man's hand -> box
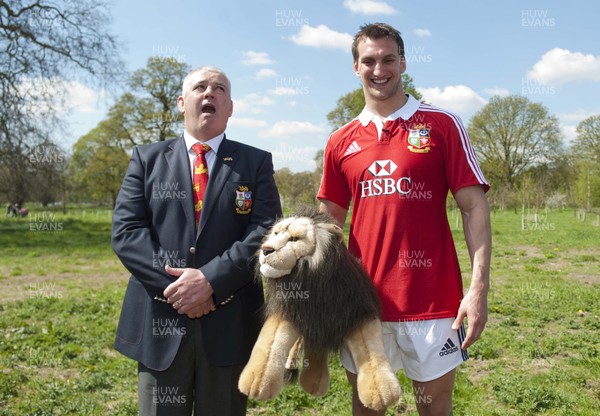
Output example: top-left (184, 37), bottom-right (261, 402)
top-left (164, 265), bottom-right (215, 318)
top-left (184, 298), bottom-right (216, 319)
top-left (452, 288), bottom-right (488, 349)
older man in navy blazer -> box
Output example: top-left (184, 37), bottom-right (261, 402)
top-left (112, 66), bottom-right (281, 415)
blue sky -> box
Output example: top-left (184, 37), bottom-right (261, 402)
top-left (64, 0), bottom-right (600, 172)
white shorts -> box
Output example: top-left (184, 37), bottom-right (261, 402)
top-left (340, 318), bottom-right (468, 382)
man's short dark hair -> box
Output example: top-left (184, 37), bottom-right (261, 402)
top-left (351, 22), bottom-right (404, 61)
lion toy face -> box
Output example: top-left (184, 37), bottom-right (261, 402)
top-left (258, 213), bottom-right (343, 279)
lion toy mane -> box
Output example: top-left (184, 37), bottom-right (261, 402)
top-left (238, 206), bottom-right (400, 411)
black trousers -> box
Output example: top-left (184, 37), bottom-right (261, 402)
top-left (137, 319), bottom-right (247, 416)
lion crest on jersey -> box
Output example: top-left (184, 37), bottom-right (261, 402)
top-left (408, 124), bottom-right (431, 153)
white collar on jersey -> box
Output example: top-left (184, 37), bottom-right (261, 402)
top-left (358, 93), bottom-right (421, 126)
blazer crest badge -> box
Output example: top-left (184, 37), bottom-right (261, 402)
top-left (235, 185), bottom-right (253, 214)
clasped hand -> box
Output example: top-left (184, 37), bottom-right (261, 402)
top-left (163, 265), bottom-right (216, 319)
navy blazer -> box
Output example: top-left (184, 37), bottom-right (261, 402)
top-left (112, 135), bottom-right (281, 370)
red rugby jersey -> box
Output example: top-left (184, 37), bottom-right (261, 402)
top-left (318, 95), bottom-right (489, 321)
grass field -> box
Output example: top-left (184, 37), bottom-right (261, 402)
top-left (0, 207), bottom-right (598, 415)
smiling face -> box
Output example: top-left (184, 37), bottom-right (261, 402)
top-left (177, 68), bottom-right (233, 141)
top-left (353, 36), bottom-right (407, 115)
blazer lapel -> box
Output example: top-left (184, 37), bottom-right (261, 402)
top-left (198, 136), bottom-right (238, 235)
top-left (165, 136), bottom-right (196, 240)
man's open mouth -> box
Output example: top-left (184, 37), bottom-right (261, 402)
top-left (201, 103), bottom-right (216, 114)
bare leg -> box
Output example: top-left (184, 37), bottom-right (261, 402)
top-left (412, 369), bottom-right (456, 416)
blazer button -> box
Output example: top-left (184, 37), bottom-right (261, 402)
top-left (189, 247), bottom-right (196, 254)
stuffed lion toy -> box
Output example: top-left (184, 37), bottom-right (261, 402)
top-left (238, 206), bottom-right (400, 411)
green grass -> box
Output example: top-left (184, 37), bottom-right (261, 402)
top-left (0, 207), bottom-right (599, 415)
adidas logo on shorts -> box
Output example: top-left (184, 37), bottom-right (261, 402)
top-left (439, 338), bottom-right (459, 357)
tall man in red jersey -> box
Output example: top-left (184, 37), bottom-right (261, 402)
top-left (318, 23), bottom-right (491, 416)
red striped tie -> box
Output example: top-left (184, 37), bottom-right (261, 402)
top-left (192, 143), bottom-right (210, 227)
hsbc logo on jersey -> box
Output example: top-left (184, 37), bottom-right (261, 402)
top-left (368, 160), bottom-right (397, 176)
top-left (360, 160), bottom-right (411, 198)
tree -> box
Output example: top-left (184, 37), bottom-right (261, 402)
top-left (69, 57), bottom-right (190, 205)
top-left (468, 95), bottom-right (562, 189)
top-left (524, 155), bottom-right (573, 207)
top-left (574, 115), bottom-right (600, 161)
top-left (0, 0), bottom-right (122, 204)
top-left (273, 151), bottom-right (322, 212)
top-left (70, 123), bottom-right (129, 206)
top-left (570, 115), bottom-right (600, 210)
top-left (0, 0), bottom-right (121, 88)
top-left (97, 57), bottom-right (190, 149)
top-left (327, 74), bottom-right (422, 130)
top-left (313, 149), bottom-right (324, 175)
top-left (127, 57), bottom-right (189, 143)
top-left (29, 141), bottom-right (69, 206)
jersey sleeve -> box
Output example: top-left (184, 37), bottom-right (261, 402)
top-left (317, 135), bottom-right (352, 210)
top-left (444, 113), bottom-right (490, 194)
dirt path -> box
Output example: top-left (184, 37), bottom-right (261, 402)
top-left (0, 260), bottom-right (129, 305)
top-left (512, 245), bottom-right (600, 285)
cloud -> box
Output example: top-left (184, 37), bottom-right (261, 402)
top-left (557, 109), bottom-right (598, 123)
top-left (229, 117), bottom-right (268, 129)
top-left (66, 81), bottom-right (104, 114)
top-left (19, 78), bottom-right (104, 115)
top-left (483, 87), bottom-right (511, 97)
top-left (555, 109), bottom-right (600, 145)
top-left (233, 93), bottom-right (275, 114)
top-left (343, 0), bottom-right (398, 15)
top-left (560, 124), bottom-right (577, 145)
top-left (241, 51), bottom-right (274, 66)
top-left (413, 28), bottom-right (432, 37)
top-left (527, 48), bottom-right (600, 85)
top-left (289, 24), bottom-right (353, 51)
top-left (255, 68), bottom-right (278, 80)
top-left (258, 120), bottom-right (326, 138)
top-left (271, 142), bottom-right (320, 171)
top-left (417, 85), bottom-right (487, 114)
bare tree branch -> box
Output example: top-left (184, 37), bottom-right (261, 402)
top-left (0, 0), bottom-right (123, 204)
